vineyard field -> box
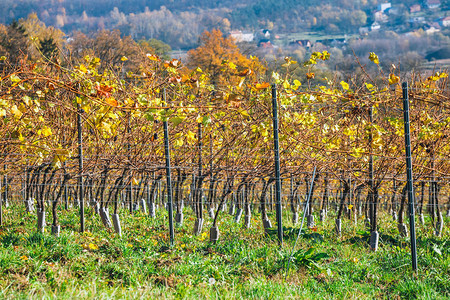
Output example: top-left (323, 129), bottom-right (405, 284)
top-left (0, 31), bottom-right (449, 299)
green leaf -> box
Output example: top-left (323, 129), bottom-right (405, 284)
top-left (144, 112), bottom-right (154, 122)
top-left (311, 253), bottom-right (329, 261)
top-left (170, 116), bottom-right (184, 126)
top-left (304, 247), bottom-right (314, 257)
top-left (202, 115), bottom-right (211, 125)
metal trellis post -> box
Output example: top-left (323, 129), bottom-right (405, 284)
top-left (162, 88), bottom-right (175, 247)
top-left (272, 84), bottom-right (283, 246)
top-left (77, 103), bottom-right (85, 232)
top-left (402, 82), bottom-right (418, 271)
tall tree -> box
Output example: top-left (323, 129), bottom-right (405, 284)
top-left (68, 29), bottom-right (143, 72)
top-left (39, 37), bottom-right (58, 61)
top-left (186, 29), bottom-right (263, 87)
top-left (0, 20), bottom-right (29, 64)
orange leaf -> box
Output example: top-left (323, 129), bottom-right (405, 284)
top-left (166, 59), bottom-right (180, 68)
top-left (106, 97), bottom-right (118, 107)
top-left (96, 84), bottom-right (113, 98)
top-left (169, 76), bottom-right (182, 83)
top-left (238, 69), bottom-right (251, 76)
top-left (255, 82), bottom-right (270, 89)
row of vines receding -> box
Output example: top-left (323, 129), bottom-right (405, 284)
top-left (0, 50), bottom-right (448, 247)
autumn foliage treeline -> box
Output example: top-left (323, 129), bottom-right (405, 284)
top-left (0, 0), bottom-right (381, 48)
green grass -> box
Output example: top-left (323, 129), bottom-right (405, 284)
top-left (0, 204), bottom-right (448, 299)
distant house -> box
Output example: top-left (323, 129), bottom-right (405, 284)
top-left (289, 39), bottom-right (312, 48)
top-left (374, 11), bottom-right (388, 22)
top-left (371, 22), bottom-right (381, 31)
top-left (261, 29), bottom-right (271, 38)
top-left (378, 2), bottom-right (392, 12)
top-left (440, 16), bottom-right (450, 27)
top-left (425, 0), bottom-right (441, 9)
top-left (409, 16), bottom-right (425, 23)
top-left (258, 39), bottom-right (273, 48)
top-left (385, 7), bottom-right (400, 15)
top-left (409, 4), bottom-right (421, 13)
top-left (425, 24), bottom-right (441, 34)
top-left (359, 27), bottom-right (369, 35)
top-left (229, 30), bottom-right (254, 42)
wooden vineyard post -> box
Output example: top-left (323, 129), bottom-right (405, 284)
top-left (162, 89), bottom-right (175, 247)
top-left (402, 82), bottom-right (418, 271)
top-left (77, 103), bottom-right (85, 232)
top-left (271, 84), bottom-right (283, 247)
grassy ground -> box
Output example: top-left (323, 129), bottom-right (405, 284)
top-left (0, 204), bottom-right (448, 299)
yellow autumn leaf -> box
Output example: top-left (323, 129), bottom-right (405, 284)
top-left (41, 126), bottom-right (52, 137)
top-left (369, 52), bottom-right (379, 65)
top-left (10, 74), bottom-right (20, 83)
top-left (365, 83), bottom-right (374, 90)
top-left (174, 139), bottom-right (184, 147)
top-left (348, 204), bottom-right (353, 210)
top-left (20, 255), bottom-right (28, 261)
top-left (132, 178), bottom-right (139, 186)
top-left (340, 81), bottom-right (349, 90)
top-left (11, 105), bottom-right (23, 118)
top-left (146, 53), bottom-right (159, 61)
top-left (351, 147), bottom-right (364, 158)
top-left (389, 74), bottom-right (400, 85)
top-left (121, 56), bottom-right (128, 61)
top-left (52, 157), bottom-right (62, 169)
top-left (0, 108), bottom-right (5, 117)
top-left (101, 121), bottom-right (112, 133)
top-left (239, 110), bottom-right (250, 118)
top-left (294, 79), bottom-right (301, 87)
top-left (261, 128), bottom-right (269, 137)
top-left (186, 130), bottom-right (195, 141)
top-left (88, 243), bottom-right (99, 250)
top-left (79, 64), bottom-right (88, 73)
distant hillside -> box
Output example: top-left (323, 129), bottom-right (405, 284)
top-left (1, 0), bottom-right (449, 49)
